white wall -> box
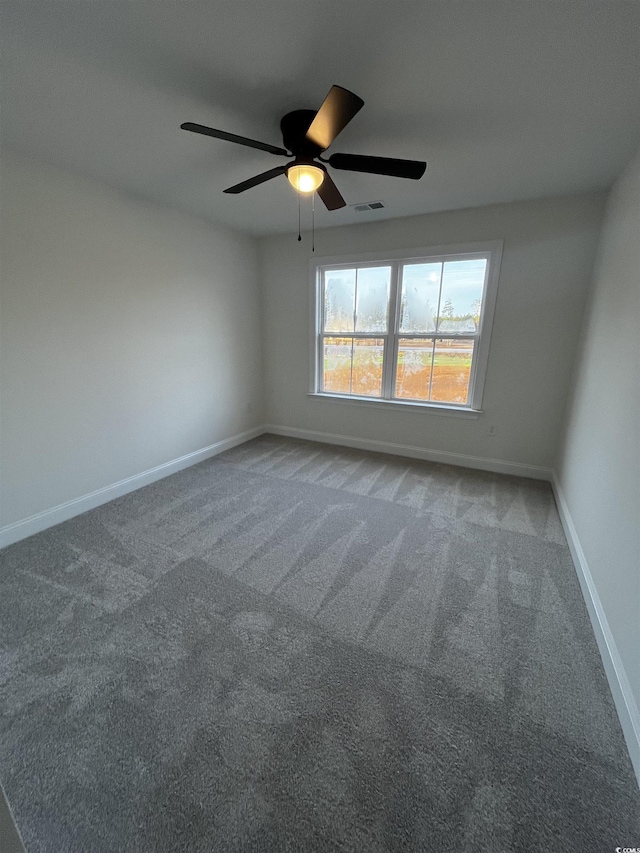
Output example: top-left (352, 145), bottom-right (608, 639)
top-left (555, 150), bottom-right (640, 771)
top-left (260, 194), bottom-right (604, 472)
top-left (1, 152), bottom-right (264, 529)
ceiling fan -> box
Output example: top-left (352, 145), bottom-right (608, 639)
top-left (181, 85), bottom-right (427, 210)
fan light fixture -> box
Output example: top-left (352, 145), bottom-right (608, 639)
top-left (287, 163), bottom-right (325, 194)
top-left (181, 84), bottom-right (427, 216)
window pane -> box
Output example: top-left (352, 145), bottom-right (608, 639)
top-left (351, 338), bottom-right (384, 397)
top-left (399, 263), bottom-right (441, 333)
top-left (430, 338), bottom-right (474, 404)
top-left (324, 269), bottom-right (356, 332)
top-left (437, 258), bottom-right (487, 334)
top-left (395, 339), bottom-right (434, 401)
top-left (323, 337), bottom-right (383, 397)
top-left (355, 266), bottom-right (391, 333)
top-left (323, 337), bottom-right (353, 393)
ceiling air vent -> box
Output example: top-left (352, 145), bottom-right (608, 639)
top-left (353, 201), bottom-right (385, 212)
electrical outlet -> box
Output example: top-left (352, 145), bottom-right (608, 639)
top-left (487, 423), bottom-right (497, 437)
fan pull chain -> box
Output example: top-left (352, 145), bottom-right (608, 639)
top-left (312, 193), bottom-right (315, 253)
top-left (297, 192), bottom-right (301, 242)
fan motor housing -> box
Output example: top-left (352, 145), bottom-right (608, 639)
top-left (280, 110), bottom-right (324, 158)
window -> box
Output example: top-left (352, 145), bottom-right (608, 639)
top-left (310, 242), bottom-right (502, 412)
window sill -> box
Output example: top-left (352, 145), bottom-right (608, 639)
top-left (307, 392), bottom-right (481, 418)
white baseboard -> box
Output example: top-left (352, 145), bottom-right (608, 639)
top-left (265, 424), bottom-right (552, 481)
top-left (551, 472), bottom-right (640, 787)
top-left (0, 426), bottom-right (266, 550)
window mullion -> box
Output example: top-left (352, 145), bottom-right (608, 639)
top-left (391, 260), bottom-right (404, 399)
top-left (382, 260), bottom-right (399, 399)
top-left (427, 339), bottom-right (436, 400)
top-left (316, 271), bottom-right (324, 392)
top-left (352, 268), bottom-right (358, 334)
top-left (433, 263), bottom-right (444, 335)
top-left (348, 338), bottom-right (353, 395)
top-left (316, 270), bottom-right (327, 391)
top-left (426, 265), bottom-right (446, 402)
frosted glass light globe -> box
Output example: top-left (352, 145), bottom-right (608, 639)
top-left (287, 164), bottom-right (325, 194)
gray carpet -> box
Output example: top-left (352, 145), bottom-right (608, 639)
top-left (1, 434), bottom-right (638, 852)
top-left (1, 782), bottom-right (25, 853)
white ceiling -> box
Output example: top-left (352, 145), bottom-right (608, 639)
top-left (2, 1), bottom-right (639, 236)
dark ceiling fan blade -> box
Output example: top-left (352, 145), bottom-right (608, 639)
top-left (317, 172), bottom-right (346, 210)
top-left (224, 166), bottom-right (287, 194)
top-left (328, 152), bottom-right (427, 180)
top-left (181, 122), bottom-right (288, 156)
top-left (305, 86), bottom-right (364, 151)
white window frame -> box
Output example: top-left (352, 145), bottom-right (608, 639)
top-left (309, 241), bottom-right (502, 414)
